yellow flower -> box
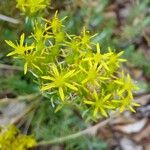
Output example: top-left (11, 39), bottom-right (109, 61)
top-left (6, 7), bottom-right (140, 119)
top-left (80, 27), bottom-right (95, 48)
top-left (112, 96), bottom-right (140, 113)
top-left (66, 36), bottom-right (80, 52)
top-left (6, 33), bottom-right (34, 57)
top-left (83, 43), bottom-right (110, 71)
top-left (41, 64), bottom-right (78, 101)
top-left (84, 90), bottom-right (114, 117)
top-left (79, 59), bottom-right (109, 86)
top-left (0, 125), bottom-right (36, 150)
top-left (113, 72), bottom-right (140, 113)
top-left (44, 11), bottom-right (66, 34)
top-left (114, 71), bottom-right (139, 99)
top-left (23, 51), bottom-right (43, 74)
top-left (16, 0), bottom-right (50, 15)
top-left (107, 48), bottom-right (127, 68)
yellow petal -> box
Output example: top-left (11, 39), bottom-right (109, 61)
top-left (129, 106), bottom-right (136, 113)
top-left (52, 64), bottom-right (59, 76)
top-left (119, 59), bottom-right (127, 62)
top-left (41, 83), bottom-right (55, 91)
top-left (24, 62), bottom-right (28, 74)
top-left (114, 80), bottom-right (124, 85)
top-left (41, 76), bottom-right (55, 81)
top-left (55, 105), bottom-right (63, 113)
top-left (102, 62), bottom-right (109, 71)
top-left (82, 77), bottom-right (89, 84)
top-left (7, 51), bottom-right (17, 56)
top-left (59, 87), bottom-right (65, 101)
top-left (5, 40), bottom-right (16, 48)
top-left (100, 108), bottom-right (108, 117)
top-left (32, 63), bottom-right (43, 73)
top-left (84, 100), bottom-right (94, 105)
top-left (93, 107), bottom-right (98, 117)
top-left (63, 70), bottom-right (75, 79)
top-left (103, 94), bottom-right (111, 101)
top-left (96, 43), bottom-right (100, 53)
top-left (117, 51), bottom-right (124, 56)
top-left (79, 65), bottom-right (87, 74)
top-left (132, 102), bottom-right (140, 107)
top-left (20, 33), bottom-right (25, 46)
top-left (93, 90), bottom-right (98, 101)
top-left (99, 77), bottom-right (109, 80)
top-left (64, 83), bottom-right (78, 91)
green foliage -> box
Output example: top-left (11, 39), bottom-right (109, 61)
top-left (59, 0), bottom-right (116, 49)
top-left (16, 0), bottom-right (50, 16)
top-left (0, 74), bottom-right (38, 95)
top-left (31, 99), bottom-right (107, 149)
top-left (6, 8), bottom-right (139, 120)
top-left (64, 136), bottom-right (107, 150)
top-left (124, 46), bottom-right (150, 77)
top-left (122, 0), bottom-right (150, 40)
top-left (0, 125), bottom-right (36, 150)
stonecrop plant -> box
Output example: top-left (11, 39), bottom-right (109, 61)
top-left (6, 0), bottom-right (140, 121)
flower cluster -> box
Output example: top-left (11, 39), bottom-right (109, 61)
top-left (16, 0), bottom-right (50, 15)
top-left (0, 125), bottom-right (36, 150)
top-left (6, 12), bottom-right (139, 119)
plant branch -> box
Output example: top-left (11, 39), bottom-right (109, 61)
top-left (0, 63), bottom-right (23, 71)
top-left (0, 93), bottom-right (40, 104)
top-left (0, 14), bottom-right (20, 24)
top-left (10, 103), bottom-right (34, 124)
top-left (10, 99), bottom-right (40, 124)
top-left (37, 112), bottom-right (117, 146)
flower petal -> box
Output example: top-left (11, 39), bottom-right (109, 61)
top-left (64, 83), bottom-right (78, 91)
top-left (59, 87), bottom-right (65, 101)
top-left (24, 62), bottom-right (28, 74)
top-left (41, 83), bottom-right (55, 91)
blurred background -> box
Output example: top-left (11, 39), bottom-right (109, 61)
top-left (0, 0), bottom-right (150, 149)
